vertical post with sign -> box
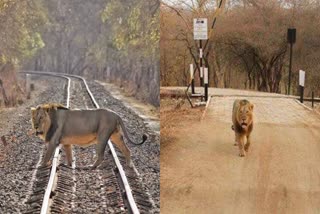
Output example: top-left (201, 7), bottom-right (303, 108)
top-left (299, 70), bottom-right (305, 103)
top-left (194, 18), bottom-right (208, 100)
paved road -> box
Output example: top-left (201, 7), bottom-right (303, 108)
top-left (161, 90), bottom-right (320, 214)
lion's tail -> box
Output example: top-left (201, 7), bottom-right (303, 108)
top-left (118, 116), bottom-right (147, 145)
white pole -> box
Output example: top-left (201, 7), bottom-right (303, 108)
top-left (190, 64), bottom-right (194, 79)
top-left (204, 67), bottom-right (208, 84)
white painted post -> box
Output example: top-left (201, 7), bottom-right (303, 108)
top-left (299, 70), bottom-right (305, 87)
top-left (190, 64), bottom-right (194, 79)
top-left (204, 67), bottom-right (208, 84)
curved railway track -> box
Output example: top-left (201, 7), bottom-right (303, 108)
top-left (22, 72), bottom-right (153, 214)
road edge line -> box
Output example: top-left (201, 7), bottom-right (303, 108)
top-left (294, 99), bottom-right (320, 118)
top-left (201, 96), bottom-right (212, 121)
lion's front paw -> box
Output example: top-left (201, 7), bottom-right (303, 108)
top-left (244, 143), bottom-right (250, 152)
top-left (239, 151), bottom-right (246, 157)
top-left (40, 160), bottom-right (52, 168)
top-left (128, 160), bottom-right (134, 168)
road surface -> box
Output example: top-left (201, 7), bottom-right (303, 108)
top-left (161, 89), bottom-right (320, 214)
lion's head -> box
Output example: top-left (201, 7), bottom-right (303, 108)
top-left (236, 100), bottom-right (254, 129)
top-left (31, 103), bottom-right (67, 140)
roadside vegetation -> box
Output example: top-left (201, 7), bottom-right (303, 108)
top-left (161, 0), bottom-right (320, 97)
top-left (0, 0), bottom-right (159, 107)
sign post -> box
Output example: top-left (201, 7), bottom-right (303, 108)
top-left (299, 70), bottom-right (305, 103)
top-left (287, 28), bottom-right (296, 95)
top-left (194, 18), bottom-right (208, 100)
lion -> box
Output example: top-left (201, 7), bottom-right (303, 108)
top-left (31, 103), bottom-right (147, 169)
top-left (231, 99), bottom-right (254, 157)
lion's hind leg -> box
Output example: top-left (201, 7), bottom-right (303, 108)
top-left (92, 131), bottom-right (112, 169)
top-left (63, 145), bottom-right (73, 166)
top-left (110, 129), bottom-right (132, 168)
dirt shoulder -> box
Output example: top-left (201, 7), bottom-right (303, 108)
top-left (160, 98), bottom-right (204, 148)
top-left (97, 81), bottom-right (159, 133)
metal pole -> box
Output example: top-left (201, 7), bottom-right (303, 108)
top-left (300, 85), bottom-right (304, 103)
top-left (204, 67), bottom-right (208, 101)
top-left (288, 42), bottom-right (293, 95)
top-left (199, 40), bottom-right (203, 87)
top-left (312, 91), bottom-right (314, 108)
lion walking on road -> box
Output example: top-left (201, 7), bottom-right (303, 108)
top-left (231, 99), bottom-right (254, 157)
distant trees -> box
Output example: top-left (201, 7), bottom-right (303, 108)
top-left (0, 0), bottom-right (46, 106)
top-left (161, 0), bottom-right (320, 96)
top-left (101, 0), bottom-right (160, 105)
top-left (0, 0), bottom-right (160, 107)
top-left (25, 0), bottom-right (160, 106)
top-left (0, 0), bottom-right (46, 66)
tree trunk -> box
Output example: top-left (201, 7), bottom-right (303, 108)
top-left (0, 79), bottom-right (9, 107)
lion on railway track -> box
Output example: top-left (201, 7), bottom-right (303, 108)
top-left (231, 99), bottom-right (254, 157)
top-left (31, 103), bottom-right (147, 169)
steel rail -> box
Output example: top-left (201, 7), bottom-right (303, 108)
top-left (40, 76), bottom-right (71, 214)
top-left (62, 73), bottom-right (140, 214)
top-left (21, 71), bottom-right (140, 214)
top-left (21, 72), bottom-right (71, 214)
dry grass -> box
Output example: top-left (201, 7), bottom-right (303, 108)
top-left (160, 98), bottom-right (204, 148)
top-left (0, 67), bottom-right (25, 108)
top-left (303, 101), bottom-right (320, 114)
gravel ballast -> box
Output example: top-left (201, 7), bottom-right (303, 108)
top-left (0, 76), bottom-right (66, 213)
top-left (0, 75), bottom-right (160, 213)
top-left (88, 81), bottom-right (160, 211)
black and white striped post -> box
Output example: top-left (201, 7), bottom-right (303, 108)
top-left (199, 41), bottom-right (203, 86)
top-left (299, 70), bottom-right (305, 103)
top-left (204, 67), bottom-right (208, 101)
top-left (190, 64), bottom-right (195, 94)
top-left (194, 18), bottom-right (207, 90)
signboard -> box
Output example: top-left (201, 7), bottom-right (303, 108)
top-left (299, 70), bottom-right (305, 87)
top-left (193, 18), bottom-right (208, 40)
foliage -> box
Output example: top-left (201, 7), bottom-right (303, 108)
top-left (161, 0), bottom-right (320, 96)
top-left (0, 0), bottom-right (47, 66)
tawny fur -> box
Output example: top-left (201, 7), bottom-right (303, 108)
top-left (31, 103), bottom-right (147, 169)
top-left (231, 99), bottom-right (254, 157)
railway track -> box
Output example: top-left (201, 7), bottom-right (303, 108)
top-left (22, 72), bottom-right (154, 213)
